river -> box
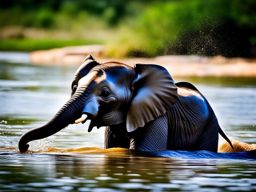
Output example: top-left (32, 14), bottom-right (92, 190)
top-left (0, 53), bottom-right (256, 191)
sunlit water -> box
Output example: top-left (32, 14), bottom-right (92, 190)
top-left (0, 54), bottom-right (256, 191)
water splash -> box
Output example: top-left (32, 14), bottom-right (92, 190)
top-left (1, 142), bottom-right (256, 160)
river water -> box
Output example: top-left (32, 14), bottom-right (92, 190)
top-left (0, 54), bottom-right (256, 191)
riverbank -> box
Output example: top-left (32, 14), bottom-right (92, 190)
top-left (29, 45), bottom-right (256, 77)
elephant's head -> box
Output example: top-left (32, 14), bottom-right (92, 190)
top-left (18, 55), bottom-right (178, 152)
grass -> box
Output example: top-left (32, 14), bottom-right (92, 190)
top-left (0, 38), bottom-right (104, 52)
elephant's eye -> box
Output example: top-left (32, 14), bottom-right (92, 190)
top-left (100, 87), bottom-right (110, 97)
top-left (72, 85), bottom-right (77, 92)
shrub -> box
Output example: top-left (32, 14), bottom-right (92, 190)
top-left (109, 0), bottom-right (256, 57)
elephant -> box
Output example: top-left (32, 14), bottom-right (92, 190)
top-left (18, 55), bottom-right (233, 153)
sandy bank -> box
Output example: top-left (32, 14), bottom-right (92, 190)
top-left (30, 45), bottom-right (256, 77)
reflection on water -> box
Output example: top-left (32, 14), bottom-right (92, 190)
top-left (1, 151), bottom-right (256, 191)
top-left (0, 57), bottom-right (256, 191)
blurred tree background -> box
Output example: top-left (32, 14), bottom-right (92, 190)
top-left (0, 0), bottom-right (255, 57)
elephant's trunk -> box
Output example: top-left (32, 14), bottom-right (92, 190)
top-left (18, 95), bottom-right (86, 153)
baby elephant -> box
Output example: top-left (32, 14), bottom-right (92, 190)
top-left (19, 55), bottom-right (232, 152)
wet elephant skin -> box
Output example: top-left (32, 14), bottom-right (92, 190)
top-left (18, 55), bottom-right (232, 153)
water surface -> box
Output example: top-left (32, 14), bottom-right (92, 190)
top-left (0, 56), bottom-right (256, 191)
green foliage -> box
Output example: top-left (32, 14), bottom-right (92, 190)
top-left (35, 9), bottom-right (55, 28)
top-left (0, 8), bottom-right (54, 28)
top-left (0, 0), bottom-right (255, 57)
top-left (0, 0), bottom-right (132, 27)
top-left (110, 0), bottom-right (256, 57)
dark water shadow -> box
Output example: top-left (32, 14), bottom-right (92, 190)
top-left (1, 147), bottom-right (256, 160)
top-left (134, 150), bottom-right (256, 160)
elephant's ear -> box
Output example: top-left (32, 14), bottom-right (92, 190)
top-left (126, 64), bottom-right (178, 132)
top-left (71, 55), bottom-right (100, 94)
top-left (75, 55), bottom-right (100, 79)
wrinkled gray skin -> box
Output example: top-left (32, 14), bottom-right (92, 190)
top-left (19, 55), bottom-right (232, 153)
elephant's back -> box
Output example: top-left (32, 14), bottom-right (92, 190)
top-left (167, 88), bottom-right (211, 150)
top-left (177, 87), bottom-right (210, 120)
